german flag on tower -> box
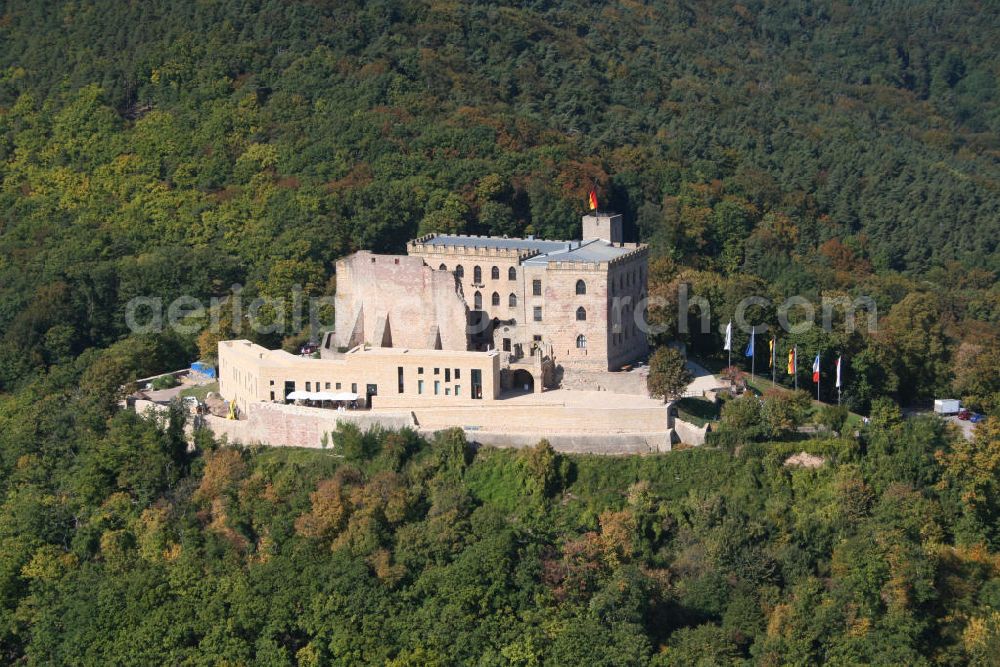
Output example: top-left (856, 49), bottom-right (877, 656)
top-left (588, 188), bottom-right (598, 211)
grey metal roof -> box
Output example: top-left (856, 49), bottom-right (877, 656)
top-left (421, 235), bottom-right (571, 253)
top-left (521, 239), bottom-right (636, 265)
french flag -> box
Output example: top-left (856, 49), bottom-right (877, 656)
top-left (812, 354), bottom-right (821, 383)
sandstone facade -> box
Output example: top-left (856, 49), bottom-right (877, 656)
top-left (220, 340), bottom-right (500, 414)
top-left (216, 212), bottom-right (659, 448)
top-left (404, 212), bottom-right (650, 372)
top-left (333, 251), bottom-right (468, 351)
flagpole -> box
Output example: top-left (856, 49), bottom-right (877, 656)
top-left (837, 355), bottom-right (842, 406)
top-left (816, 353), bottom-right (820, 402)
top-left (793, 346), bottom-right (797, 391)
top-left (725, 319), bottom-right (732, 370)
top-left (771, 338), bottom-right (776, 386)
top-left (750, 326), bottom-right (755, 383)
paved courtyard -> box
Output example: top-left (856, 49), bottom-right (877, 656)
top-left (684, 360), bottom-right (725, 397)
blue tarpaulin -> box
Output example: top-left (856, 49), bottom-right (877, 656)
top-left (191, 361), bottom-right (216, 378)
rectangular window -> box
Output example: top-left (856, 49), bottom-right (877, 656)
top-left (445, 388), bottom-right (451, 396)
top-left (532, 279), bottom-right (542, 296)
top-left (398, 366), bottom-right (404, 394)
top-left (269, 391), bottom-right (275, 401)
top-left (269, 380), bottom-right (274, 386)
top-left (454, 385), bottom-right (461, 396)
top-left (533, 306), bottom-right (542, 321)
top-left (533, 335), bottom-right (542, 342)
top-left (471, 369), bottom-right (482, 400)
top-left (434, 380), bottom-right (440, 395)
top-left (434, 367), bottom-right (440, 375)
top-left (418, 367), bottom-right (424, 374)
top-left (336, 382), bottom-right (342, 390)
top-left (325, 382), bottom-right (331, 389)
top-left (305, 382), bottom-right (311, 391)
top-left (445, 368), bottom-right (451, 382)
top-left (454, 369), bottom-right (461, 379)
top-left (418, 379), bottom-right (424, 394)
top-left (351, 383), bottom-right (357, 393)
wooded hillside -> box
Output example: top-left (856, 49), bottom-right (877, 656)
top-left (0, 1), bottom-right (997, 400)
top-left (0, 3), bottom-right (998, 663)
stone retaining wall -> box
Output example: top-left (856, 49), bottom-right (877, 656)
top-left (673, 418), bottom-right (710, 446)
top-left (410, 404), bottom-right (669, 434)
top-left (204, 402), bottom-right (414, 448)
top-left (559, 367), bottom-right (650, 395)
top-left (454, 430), bottom-right (671, 454)
top-left (134, 395), bottom-right (674, 455)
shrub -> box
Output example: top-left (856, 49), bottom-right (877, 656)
top-left (761, 389), bottom-right (810, 438)
top-left (817, 404), bottom-right (850, 435)
top-left (150, 374), bottom-right (180, 390)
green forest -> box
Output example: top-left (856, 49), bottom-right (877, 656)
top-left (2, 384), bottom-right (1000, 664)
top-left (0, 0), bottom-right (999, 663)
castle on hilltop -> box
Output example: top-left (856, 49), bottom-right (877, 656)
top-left (221, 212), bottom-right (650, 413)
top-left (332, 212), bottom-right (648, 372)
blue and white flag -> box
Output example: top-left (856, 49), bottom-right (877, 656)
top-left (745, 328), bottom-right (755, 357)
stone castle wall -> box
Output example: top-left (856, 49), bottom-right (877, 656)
top-left (219, 340), bottom-right (502, 413)
top-left (201, 401), bottom-right (671, 454)
top-left (334, 251), bottom-right (468, 351)
top-left (673, 418), bottom-right (710, 446)
top-left (607, 250), bottom-right (650, 369)
top-left (559, 367), bottom-right (650, 395)
top-left (536, 263), bottom-right (609, 370)
top-left (205, 402), bottom-right (415, 449)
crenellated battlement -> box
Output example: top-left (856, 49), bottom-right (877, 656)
top-left (407, 233), bottom-right (577, 260)
top-left (607, 244), bottom-right (648, 266)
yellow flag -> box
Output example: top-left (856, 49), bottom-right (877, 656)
top-left (769, 338), bottom-right (774, 368)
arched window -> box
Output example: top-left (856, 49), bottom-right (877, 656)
top-left (473, 266), bottom-right (482, 283)
top-left (576, 335), bottom-right (587, 349)
top-left (473, 291), bottom-right (482, 310)
top-left (575, 279), bottom-right (586, 295)
top-left (455, 265), bottom-right (464, 279)
top-left (508, 293), bottom-right (517, 307)
top-left (491, 266), bottom-right (499, 280)
top-left (491, 292), bottom-right (500, 307)
top-left (508, 267), bottom-right (516, 280)
top-left (576, 306), bottom-right (586, 321)
top-left (439, 263), bottom-right (447, 271)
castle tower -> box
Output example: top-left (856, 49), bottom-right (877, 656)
top-left (581, 212), bottom-right (623, 244)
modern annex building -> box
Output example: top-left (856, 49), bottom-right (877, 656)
top-left (220, 212), bottom-right (650, 412)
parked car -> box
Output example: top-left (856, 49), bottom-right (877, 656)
top-left (957, 409), bottom-right (972, 420)
top-left (969, 413), bottom-right (983, 423)
top-left (300, 342), bottom-right (319, 355)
